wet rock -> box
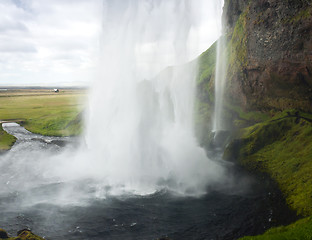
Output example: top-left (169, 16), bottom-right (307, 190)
top-left (0, 228), bottom-right (44, 240)
top-left (0, 228), bottom-right (9, 238)
top-left (50, 139), bottom-right (67, 147)
top-left (224, 0), bottom-right (312, 112)
top-left (31, 138), bottom-right (47, 144)
top-left (16, 229), bottom-right (44, 240)
top-left (212, 130), bottom-right (231, 149)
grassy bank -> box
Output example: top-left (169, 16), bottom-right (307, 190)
top-left (0, 124), bottom-right (16, 152)
top-left (223, 110), bottom-right (312, 239)
top-left (0, 88), bottom-right (85, 140)
top-left (240, 216), bottom-right (312, 240)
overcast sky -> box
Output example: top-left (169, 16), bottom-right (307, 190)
top-left (0, 0), bottom-right (223, 86)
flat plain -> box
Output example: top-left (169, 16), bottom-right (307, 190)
top-left (0, 88), bottom-right (86, 151)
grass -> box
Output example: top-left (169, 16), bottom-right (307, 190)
top-left (0, 89), bottom-right (86, 137)
top-left (240, 216), bottom-right (312, 240)
top-left (0, 124), bottom-right (16, 152)
top-left (284, 6), bottom-right (312, 24)
top-left (227, 110), bottom-right (312, 217)
top-left (223, 110), bottom-right (312, 239)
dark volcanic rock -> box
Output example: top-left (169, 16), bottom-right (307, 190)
top-left (0, 228), bottom-right (9, 238)
top-left (224, 0), bottom-right (312, 112)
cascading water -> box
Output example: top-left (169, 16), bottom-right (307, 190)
top-left (213, 0), bottom-right (227, 133)
top-left (81, 0), bottom-right (225, 195)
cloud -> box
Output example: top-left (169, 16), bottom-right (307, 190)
top-left (0, 39), bottom-right (36, 52)
top-left (0, 0), bottom-right (101, 86)
top-left (0, 0), bottom-right (222, 86)
top-left (0, 21), bottom-right (28, 33)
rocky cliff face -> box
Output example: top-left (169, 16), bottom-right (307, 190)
top-left (224, 0), bottom-right (312, 112)
top-left (194, 0), bottom-right (312, 148)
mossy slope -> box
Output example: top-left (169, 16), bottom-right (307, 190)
top-left (223, 110), bottom-right (312, 239)
top-left (227, 110), bottom-right (312, 216)
top-left (194, 41), bottom-right (217, 146)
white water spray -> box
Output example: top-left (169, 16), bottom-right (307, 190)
top-left (80, 0), bottom-right (225, 195)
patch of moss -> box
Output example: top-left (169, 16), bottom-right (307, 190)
top-left (284, 6), bottom-right (312, 24)
top-left (227, 4), bottom-right (250, 77)
top-left (227, 110), bottom-right (312, 216)
top-left (239, 216), bottom-right (312, 240)
top-left (0, 124), bottom-right (16, 152)
top-left (194, 41), bottom-right (219, 147)
top-left (225, 102), bottom-right (270, 127)
top-left (197, 41), bottom-right (217, 85)
top-left (0, 229), bottom-right (44, 240)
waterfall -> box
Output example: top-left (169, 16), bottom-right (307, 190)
top-left (78, 0), bottom-right (225, 195)
top-left (0, 1), bottom-right (227, 202)
top-left (213, 0), bottom-right (227, 132)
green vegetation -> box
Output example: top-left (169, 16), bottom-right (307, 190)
top-left (0, 89), bottom-right (85, 137)
top-left (194, 41), bottom-right (218, 146)
top-left (0, 124), bottom-right (16, 152)
top-left (285, 6), bottom-right (312, 24)
top-left (0, 229), bottom-right (44, 240)
top-left (197, 41), bottom-right (217, 85)
top-left (226, 3), bottom-right (250, 89)
top-left (240, 217), bottom-right (312, 240)
top-left (229, 110), bottom-right (312, 216)
top-left (225, 103), bottom-right (270, 128)
top-left (223, 110), bottom-right (312, 239)
top-left (228, 7), bottom-right (248, 69)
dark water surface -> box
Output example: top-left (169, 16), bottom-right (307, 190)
top-left (0, 123), bottom-right (297, 240)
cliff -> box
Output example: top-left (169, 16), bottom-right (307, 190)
top-left (195, 0), bottom-right (312, 137)
top-left (224, 0), bottom-right (312, 112)
top-left (219, 0), bottom-right (312, 214)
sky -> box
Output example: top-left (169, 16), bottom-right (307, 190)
top-left (0, 0), bottom-right (223, 87)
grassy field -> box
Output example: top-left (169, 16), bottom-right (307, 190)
top-left (0, 88), bottom-right (86, 150)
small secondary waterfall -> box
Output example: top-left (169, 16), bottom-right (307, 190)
top-left (213, 0), bottom-right (227, 132)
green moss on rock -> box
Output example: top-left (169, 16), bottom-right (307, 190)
top-left (0, 229), bottom-right (44, 240)
top-left (225, 110), bottom-right (312, 216)
top-left (197, 41), bottom-right (217, 85)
